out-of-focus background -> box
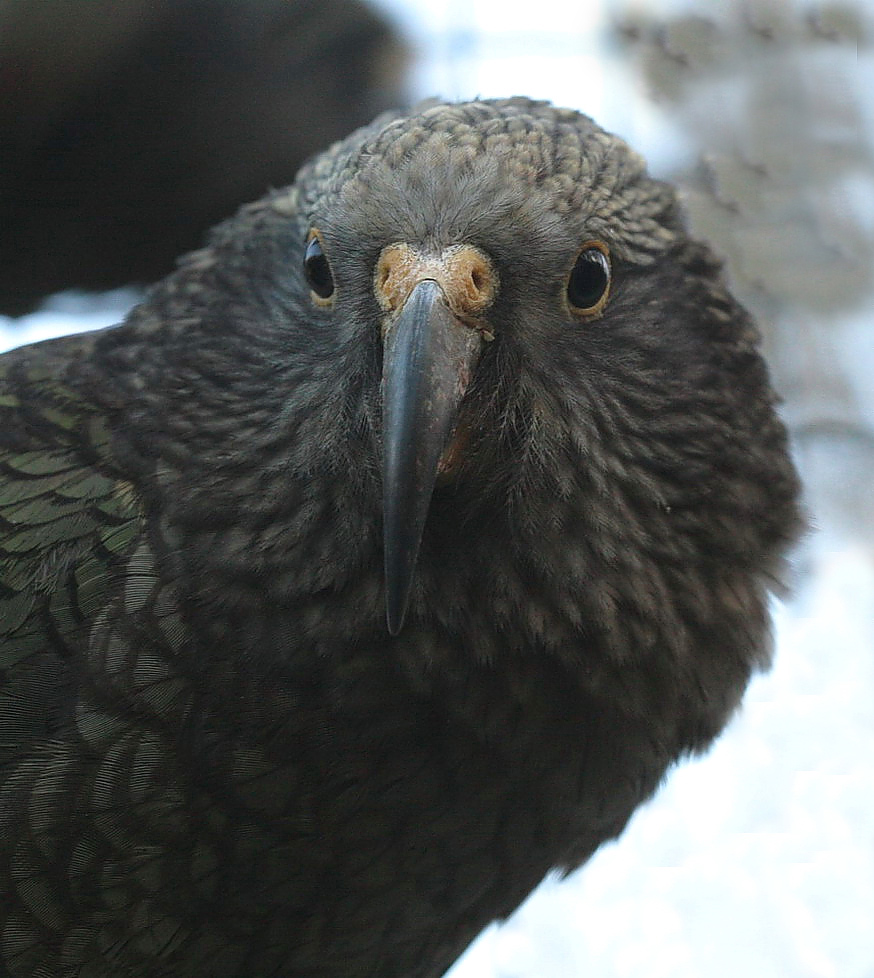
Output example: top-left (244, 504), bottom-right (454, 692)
top-left (1, 1), bottom-right (872, 975)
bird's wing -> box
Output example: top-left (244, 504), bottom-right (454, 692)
top-left (0, 334), bottom-right (144, 766)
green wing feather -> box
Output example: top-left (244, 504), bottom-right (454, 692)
top-left (0, 337), bottom-right (214, 974)
top-left (0, 334), bottom-right (144, 764)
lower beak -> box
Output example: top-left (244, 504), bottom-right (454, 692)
top-left (381, 279), bottom-right (483, 635)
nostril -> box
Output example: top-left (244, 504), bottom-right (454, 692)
top-left (375, 247), bottom-right (407, 312)
top-left (454, 251), bottom-right (496, 313)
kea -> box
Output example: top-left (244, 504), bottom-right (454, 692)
top-left (0, 98), bottom-right (801, 977)
top-left (0, 0), bottom-right (405, 316)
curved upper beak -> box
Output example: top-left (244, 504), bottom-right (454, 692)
top-left (381, 278), bottom-right (484, 635)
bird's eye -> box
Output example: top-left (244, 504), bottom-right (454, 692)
top-left (566, 242), bottom-right (611, 317)
top-left (304, 230), bottom-right (335, 303)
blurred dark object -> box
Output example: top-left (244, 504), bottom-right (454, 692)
top-left (0, 0), bottom-right (407, 316)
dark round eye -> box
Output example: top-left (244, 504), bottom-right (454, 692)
top-left (567, 243), bottom-right (611, 316)
top-left (304, 231), bottom-right (335, 301)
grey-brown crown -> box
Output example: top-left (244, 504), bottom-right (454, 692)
top-left (281, 98), bottom-right (682, 265)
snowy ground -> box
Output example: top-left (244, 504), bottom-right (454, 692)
top-left (2, 0), bottom-right (872, 975)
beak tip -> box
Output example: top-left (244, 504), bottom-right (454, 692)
top-left (385, 567), bottom-right (413, 638)
top-left (385, 586), bottom-right (408, 636)
top-left (386, 613), bottom-right (404, 637)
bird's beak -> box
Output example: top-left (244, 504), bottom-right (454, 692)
top-left (381, 278), bottom-right (484, 635)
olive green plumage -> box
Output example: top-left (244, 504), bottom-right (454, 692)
top-left (1, 347), bottom-right (140, 755)
top-left (0, 99), bottom-right (801, 977)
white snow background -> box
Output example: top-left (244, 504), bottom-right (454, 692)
top-left (2, 1), bottom-right (871, 975)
